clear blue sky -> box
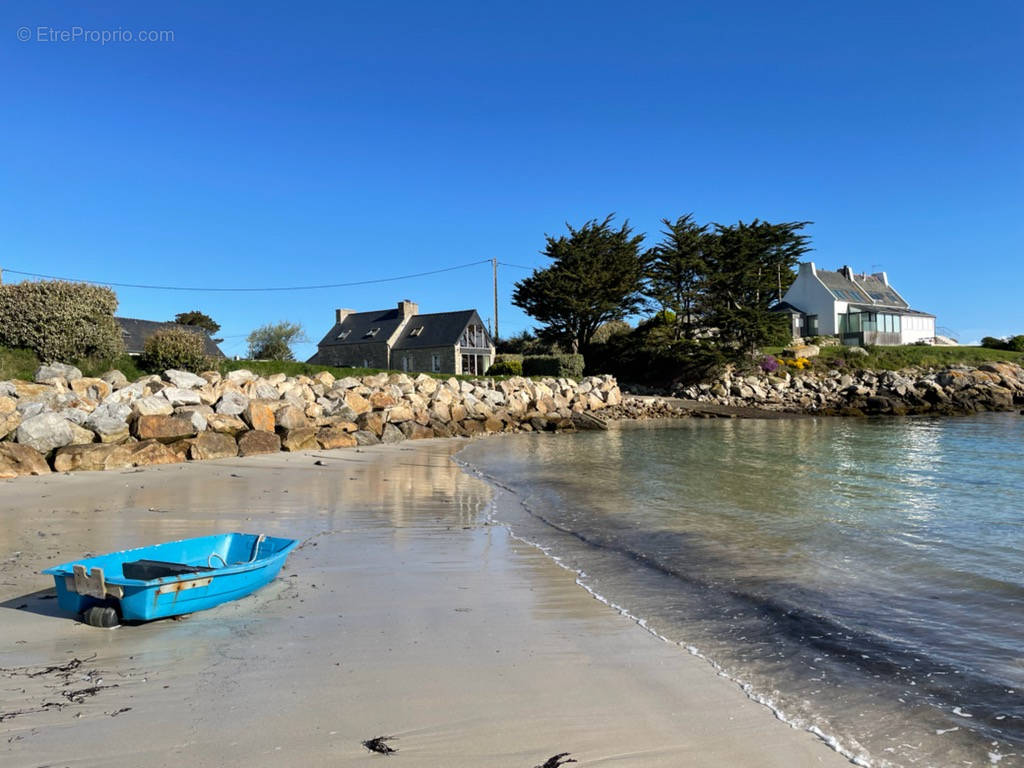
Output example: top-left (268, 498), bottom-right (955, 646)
top-left (2, 1), bottom-right (1020, 358)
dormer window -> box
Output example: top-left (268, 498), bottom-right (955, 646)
top-left (364, 327), bottom-right (380, 338)
top-left (409, 326), bottom-right (424, 337)
top-left (337, 329), bottom-right (351, 340)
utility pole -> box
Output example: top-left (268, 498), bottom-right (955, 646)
top-left (492, 258), bottom-right (499, 343)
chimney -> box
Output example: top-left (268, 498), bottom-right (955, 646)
top-left (798, 261), bottom-right (816, 277)
top-left (839, 265), bottom-right (854, 280)
top-left (872, 271), bottom-right (889, 287)
top-left (335, 308), bottom-right (354, 324)
top-left (397, 299), bottom-right (419, 318)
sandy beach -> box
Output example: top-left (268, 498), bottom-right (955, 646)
top-left (0, 438), bottom-right (850, 767)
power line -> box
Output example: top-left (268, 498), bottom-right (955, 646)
top-left (498, 261), bottom-right (535, 271)
top-left (1, 260), bottom-right (492, 292)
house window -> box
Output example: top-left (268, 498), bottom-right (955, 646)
top-left (460, 324), bottom-right (486, 348)
top-left (431, 354), bottom-right (441, 373)
top-left (409, 327), bottom-right (424, 337)
top-left (806, 315), bottom-right (819, 335)
top-left (362, 359), bottom-right (370, 368)
top-left (402, 356), bottom-right (412, 372)
top-left (364, 327), bottom-right (380, 338)
top-left (337, 330), bottom-right (351, 340)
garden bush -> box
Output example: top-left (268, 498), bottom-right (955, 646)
top-left (0, 280), bottom-right (124, 362)
top-left (522, 354), bottom-right (585, 379)
top-left (485, 358), bottom-right (523, 376)
top-left (140, 328), bottom-right (209, 373)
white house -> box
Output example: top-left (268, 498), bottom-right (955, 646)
top-left (774, 263), bottom-right (936, 346)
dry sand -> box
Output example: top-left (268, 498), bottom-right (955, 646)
top-left (0, 439), bottom-right (850, 767)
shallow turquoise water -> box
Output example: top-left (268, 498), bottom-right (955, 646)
top-left (458, 413), bottom-right (1024, 767)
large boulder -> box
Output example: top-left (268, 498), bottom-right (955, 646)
top-left (343, 391), bottom-right (372, 415)
top-left (226, 369), bottom-right (256, 385)
top-left (189, 431), bottom-right (239, 461)
top-left (0, 443), bottom-right (51, 478)
top-left (215, 390), bottom-right (249, 416)
top-left (386, 404), bottom-right (414, 423)
top-left (16, 413), bottom-right (75, 454)
top-left (34, 363), bottom-right (82, 385)
top-left (380, 423), bottom-right (405, 444)
top-left (279, 427), bottom-right (318, 452)
top-left (53, 442), bottom-right (135, 472)
top-left (162, 387), bottom-right (202, 407)
top-left (175, 406), bottom-right (210, 433)
top-left (133, 395), bottom-right (174, 418)
top-left (243, 400), bottom-right (276, 432)
top-left (316, 427), bottom-right (357, 449)
top-left (87, 415), bottom-right (131, 444)
top-left (207, 413), bottom-right (248, 436)
top-left (164, 369), bottom-right (208, 389)
top-left (275, 404), bottom-right (308, 430)
top-left (353, 429), bottom-right (380, 445)
top-left (237, 430), bottom-right (281, 456)
top-left (0, 397), bottom-right (21, 439)
top-left (70, 377), bottom-right (112, 401)
top-left (356, 410), bottom-right (385, 437)
top-left (11, 380), bottom-right (59, 401)
top-left (129, 439), bottom-right (181, 466)
top-left (100, 369), bottom-right (129, 390)
top-left (133, 414), bottom-right (197, 443)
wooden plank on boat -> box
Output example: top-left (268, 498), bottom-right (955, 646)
top-left (156, 577), bottom-right (213, 595)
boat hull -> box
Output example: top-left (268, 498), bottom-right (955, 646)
top-left (43, 533), bottom-right (297, 622)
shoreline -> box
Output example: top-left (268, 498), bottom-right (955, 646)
top-left (1, 439), bottom-right (850, 767)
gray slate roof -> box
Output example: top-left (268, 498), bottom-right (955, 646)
top-left (392, 310), bottom-right (481, 350)
top-left (816, 269), bottom-right (908, 308)
top-left (313, 309), bottom-right (406, 348)
top-left (116, 317), bottom-right (226, 358)
top-left (314, 309), bottom-right (489, 351)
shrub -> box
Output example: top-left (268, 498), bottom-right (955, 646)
top-left (0, 280), bottom-right (124, 362)
top-left (981, 336), bottom-right (1006, 350)
top-left (759, 355), bottom-right (779, 373)
top-left (522, 354), bottom-right (585, 379)
top-left (486, 358), bottom-right (523, 376)
top-left (1007, 335), bottom-right (1024, 352)
top-left (140, 328), bottom-right (209, 373)
top-left (247, 321), bottom-right (307, 361)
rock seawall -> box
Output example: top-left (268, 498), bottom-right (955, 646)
top-left (675, 362), bottom-right (1024, 416)
top-left (0, 364), bottom-right (625, 479)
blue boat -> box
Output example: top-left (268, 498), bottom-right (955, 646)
top-left (42, 532), bottom-right (298, 627)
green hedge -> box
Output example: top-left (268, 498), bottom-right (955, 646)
top-left (0, 280), bottom-right (124, 362)
top-left (140, 328), bottom-right (210, 373)
top-left (485, 358), bottom-right (523, 376)
top-left (522, 354), bottom-right (585, 379)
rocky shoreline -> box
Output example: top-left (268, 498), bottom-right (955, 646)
top-left (671, 361), bottom-right (1024, 416)
top-left (0, 363), bottom-right (631, 479)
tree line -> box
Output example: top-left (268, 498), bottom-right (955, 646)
top-left (510, 214), bottom-right (811, 366)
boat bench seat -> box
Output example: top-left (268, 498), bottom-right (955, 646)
top-left (122, 559), bottom-right (216, 581)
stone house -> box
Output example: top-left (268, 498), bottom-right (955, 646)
top-left (307, 300), bottom-right (496, 375)
top-left (773, 263), bottom-right (937, 346)
top-left (116, 317), bottom-right (225, 358)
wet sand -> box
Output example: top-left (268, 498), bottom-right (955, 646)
top-left (0, 439), bottom-right (849, 767)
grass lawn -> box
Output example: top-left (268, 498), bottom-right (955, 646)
top-left (0, 347), bottom-right (507, 384)
top-left (761, 344), bottom-right (1024, 371)
top-left (0, 347), bottom-right (145, 382)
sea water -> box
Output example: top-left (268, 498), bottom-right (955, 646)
top-left (457, 413), bottom-right (1024, 767)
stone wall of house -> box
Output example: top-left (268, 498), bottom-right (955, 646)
top-left (311, 341), bottom-right (390, 369)
top-left (393, 346), bottom-right (458, 375)
top-left (0, 363), bottom-right (624, 479)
